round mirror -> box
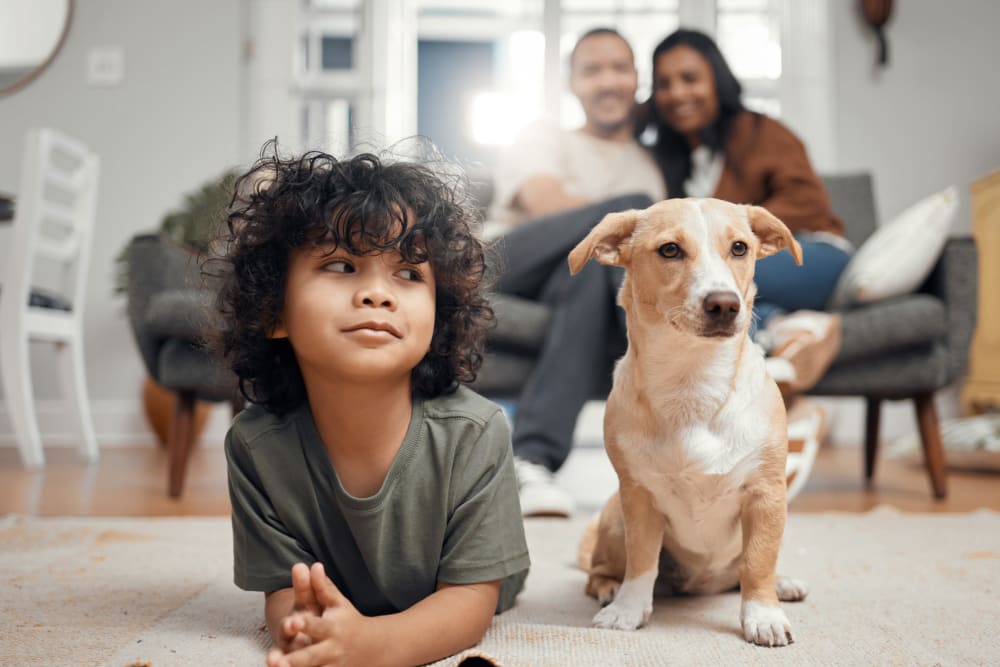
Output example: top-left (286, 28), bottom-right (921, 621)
top-left (0, 0), bottom-right (73, 96)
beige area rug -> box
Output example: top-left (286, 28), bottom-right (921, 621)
top-left (1, 509), bottom-right (998, 667)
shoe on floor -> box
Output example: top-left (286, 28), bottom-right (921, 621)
top-left (763, 310), bottom-right (842, 398)
top-left (785, 397), bottom-right (826, 502)
top-left (514, 457), bottom-right (574, 518)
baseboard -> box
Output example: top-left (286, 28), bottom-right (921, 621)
top-left (0, 399), bottom-right (231, 448)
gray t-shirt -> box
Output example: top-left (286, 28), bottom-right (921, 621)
top-left (225, 385), bottom-right (530, 616)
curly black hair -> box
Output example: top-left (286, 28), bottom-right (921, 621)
top-left (209, 140), bottom-right (494, 414)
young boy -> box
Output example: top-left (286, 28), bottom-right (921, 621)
top-left (213, 143), bottom-right (530, 667)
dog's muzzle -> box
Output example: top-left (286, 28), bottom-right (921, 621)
top-left (700, 291), bottom-right (741, 337)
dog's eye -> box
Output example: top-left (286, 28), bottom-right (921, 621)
top-left (731, 241), bottom-right (748, 257)
top-left (658, 243), bottom-right (682, 259)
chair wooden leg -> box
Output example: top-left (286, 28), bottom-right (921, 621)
top-left (864, 397), bottom-right (882, 483)
top-left (913, 392), bottom-right (948, 499)
top-left (168, 390), bottom-right (196, 498)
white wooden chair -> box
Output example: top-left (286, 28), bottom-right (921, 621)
top-left (0, 128), bottom-right (100, 467)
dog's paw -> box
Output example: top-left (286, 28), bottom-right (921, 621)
top-left (741, 600), bottom-right (793, 647)
top-left (588, 576), bottom-right (620, 606)
top-left (775, 576), bottom-right (808, 602)
top-left (592, 599), bottom-right (651, 631)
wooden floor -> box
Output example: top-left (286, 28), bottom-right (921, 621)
top-left (1, 443), bottom-right (998, 516)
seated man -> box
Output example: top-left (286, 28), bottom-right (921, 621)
top-left (488, 28), bottom-right (664, 517)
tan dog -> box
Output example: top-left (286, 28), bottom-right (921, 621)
top-left (569, 198), bottom-right (808, 647)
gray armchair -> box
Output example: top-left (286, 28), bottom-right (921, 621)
top-left (470, 174), bottom-right (977, 499)
top-left (125, 233), bottom-right (239, 497)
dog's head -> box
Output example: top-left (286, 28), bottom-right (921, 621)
top-left (568, 198), bottom-right (802, 339)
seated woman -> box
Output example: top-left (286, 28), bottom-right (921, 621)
top-left (644, 28), bottom-right (851, 396)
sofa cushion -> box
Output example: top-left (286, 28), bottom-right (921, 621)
top-left (157, 339), bottom-right (236, 400)
top-left (488, 293), bottom-right (552, 353)
top-left (146, 289), bottom-right (216, 340)
top-left (810, 343), bottom-right (950, 399)
top-left (834, 293), bottom-right (948, 364)
top-left (828, 186), bottom-right (958, 309)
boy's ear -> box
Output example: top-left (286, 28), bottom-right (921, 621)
top-left (747, 205), bottom-right (803, 265)
top-left (567, 209), bottom-right (643, 274)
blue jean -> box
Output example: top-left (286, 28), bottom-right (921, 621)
top-left (752, 239), bottom-right (852, 335)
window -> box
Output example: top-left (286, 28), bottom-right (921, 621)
top-left (290, 0), bottom-right (831, 167)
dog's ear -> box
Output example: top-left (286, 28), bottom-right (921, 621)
top-left (567, 209), bottom-right (643, 275)
top-left (747, 206), bottom-right (803, 265)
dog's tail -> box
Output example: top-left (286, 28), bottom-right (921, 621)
top-left (576, 514), bottom-right (600, 572)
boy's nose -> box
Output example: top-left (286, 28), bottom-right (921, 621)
top-left (355, 283), bottom-right (396, 309)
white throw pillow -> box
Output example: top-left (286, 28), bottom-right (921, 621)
top-left (827, 185), bottom-right (959, 309)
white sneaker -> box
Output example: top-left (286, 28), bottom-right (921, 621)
top-left (513, 457), bottom-right (574, 518)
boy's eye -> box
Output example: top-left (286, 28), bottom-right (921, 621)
top-left (397, 268), bottom-right (422, 282)
top-left (324, 260), bottom-right (354, 273)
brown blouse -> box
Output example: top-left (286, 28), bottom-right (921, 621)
top-left (713, 112), bottom-right (845, 237)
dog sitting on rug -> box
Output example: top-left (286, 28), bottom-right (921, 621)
top-left (570, 198), bottom-right (809, 647)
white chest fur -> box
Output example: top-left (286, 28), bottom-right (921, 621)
top-left (608, 346), bottom-right (774, 593)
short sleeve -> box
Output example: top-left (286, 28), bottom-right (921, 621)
top-left (437, 411), bottom-right (530, 585)
top-left (225, 427), bottom-right (315, 592)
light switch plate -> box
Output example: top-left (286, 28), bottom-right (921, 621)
top-left (87, 46), bottom-right (125, 86)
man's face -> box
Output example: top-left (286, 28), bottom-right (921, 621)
top-left (569, 33), bottom-right (638, 137)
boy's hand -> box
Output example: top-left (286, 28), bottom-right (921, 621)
top-left (274, 562), bottom-right (322, 651)
top-left (267, 563), bottom-right (376, 667)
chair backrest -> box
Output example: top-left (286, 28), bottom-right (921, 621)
top-left (1, 128), bottom-right (100, 324)
top-left (820, 172), bottom-right (878, 249)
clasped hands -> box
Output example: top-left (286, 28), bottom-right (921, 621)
top-left (267, 562), bottom-right (376, 667)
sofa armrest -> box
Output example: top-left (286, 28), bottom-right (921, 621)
top-left (146, 289), bottom-right (217, 341)
top-left (921, 237), bottom-right (978, 383)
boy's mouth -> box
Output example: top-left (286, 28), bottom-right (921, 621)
top-left (344, 321), bottom-right (402, 338)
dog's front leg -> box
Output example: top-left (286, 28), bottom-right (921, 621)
top-left (592, 480), bottom-right (662, 631)
top-left (739, 483), bottom-right (794, 646)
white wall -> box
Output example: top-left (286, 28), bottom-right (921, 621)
top-left (815, 0), bottom-right (999, 447)
top-left (831, 0), bottom-right (1000, 233)
top-left (0, 0), bottom-right (245, 444)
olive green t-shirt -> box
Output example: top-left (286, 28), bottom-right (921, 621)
top-left (225, 385), bottom-right (530, 616)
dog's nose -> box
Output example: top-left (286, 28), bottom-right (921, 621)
top-left (703, 291), bottom-right (741, 323)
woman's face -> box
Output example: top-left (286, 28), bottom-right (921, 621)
top-left (652, 44), bottom-right (720, 146)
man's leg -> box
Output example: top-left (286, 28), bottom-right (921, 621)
top-left (512, 260), bottom-right (626, 472)
top-left (493, 193), bottom-right (653, 299)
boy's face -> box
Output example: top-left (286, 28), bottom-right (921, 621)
top-left (272, 240), bottom-right (436, 389)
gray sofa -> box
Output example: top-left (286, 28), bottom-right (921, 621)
top-left (469, 174), bottom-right (978, 499)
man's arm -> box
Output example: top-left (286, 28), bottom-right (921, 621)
top-left (513, 174), bottom-right (591, 219)
top-left (266, 563), bottom-right (500, 667)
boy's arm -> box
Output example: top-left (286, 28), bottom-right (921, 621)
top-left (267, 563), bottom-right (500, 667)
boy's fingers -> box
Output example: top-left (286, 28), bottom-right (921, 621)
top-left (309, 562), bottom-right (347, 607)
top-left (280, 641), bottom-right (335, 667)
top-left (266, 647), bottom-right (289, 667)
top-left (291, 563), bottom-right (318, 612)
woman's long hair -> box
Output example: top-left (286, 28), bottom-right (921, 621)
top-left (648, 29), bottom-right (748, 197)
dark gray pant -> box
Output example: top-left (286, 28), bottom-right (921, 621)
top-left (492, 193), bottom-right (653, 472)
